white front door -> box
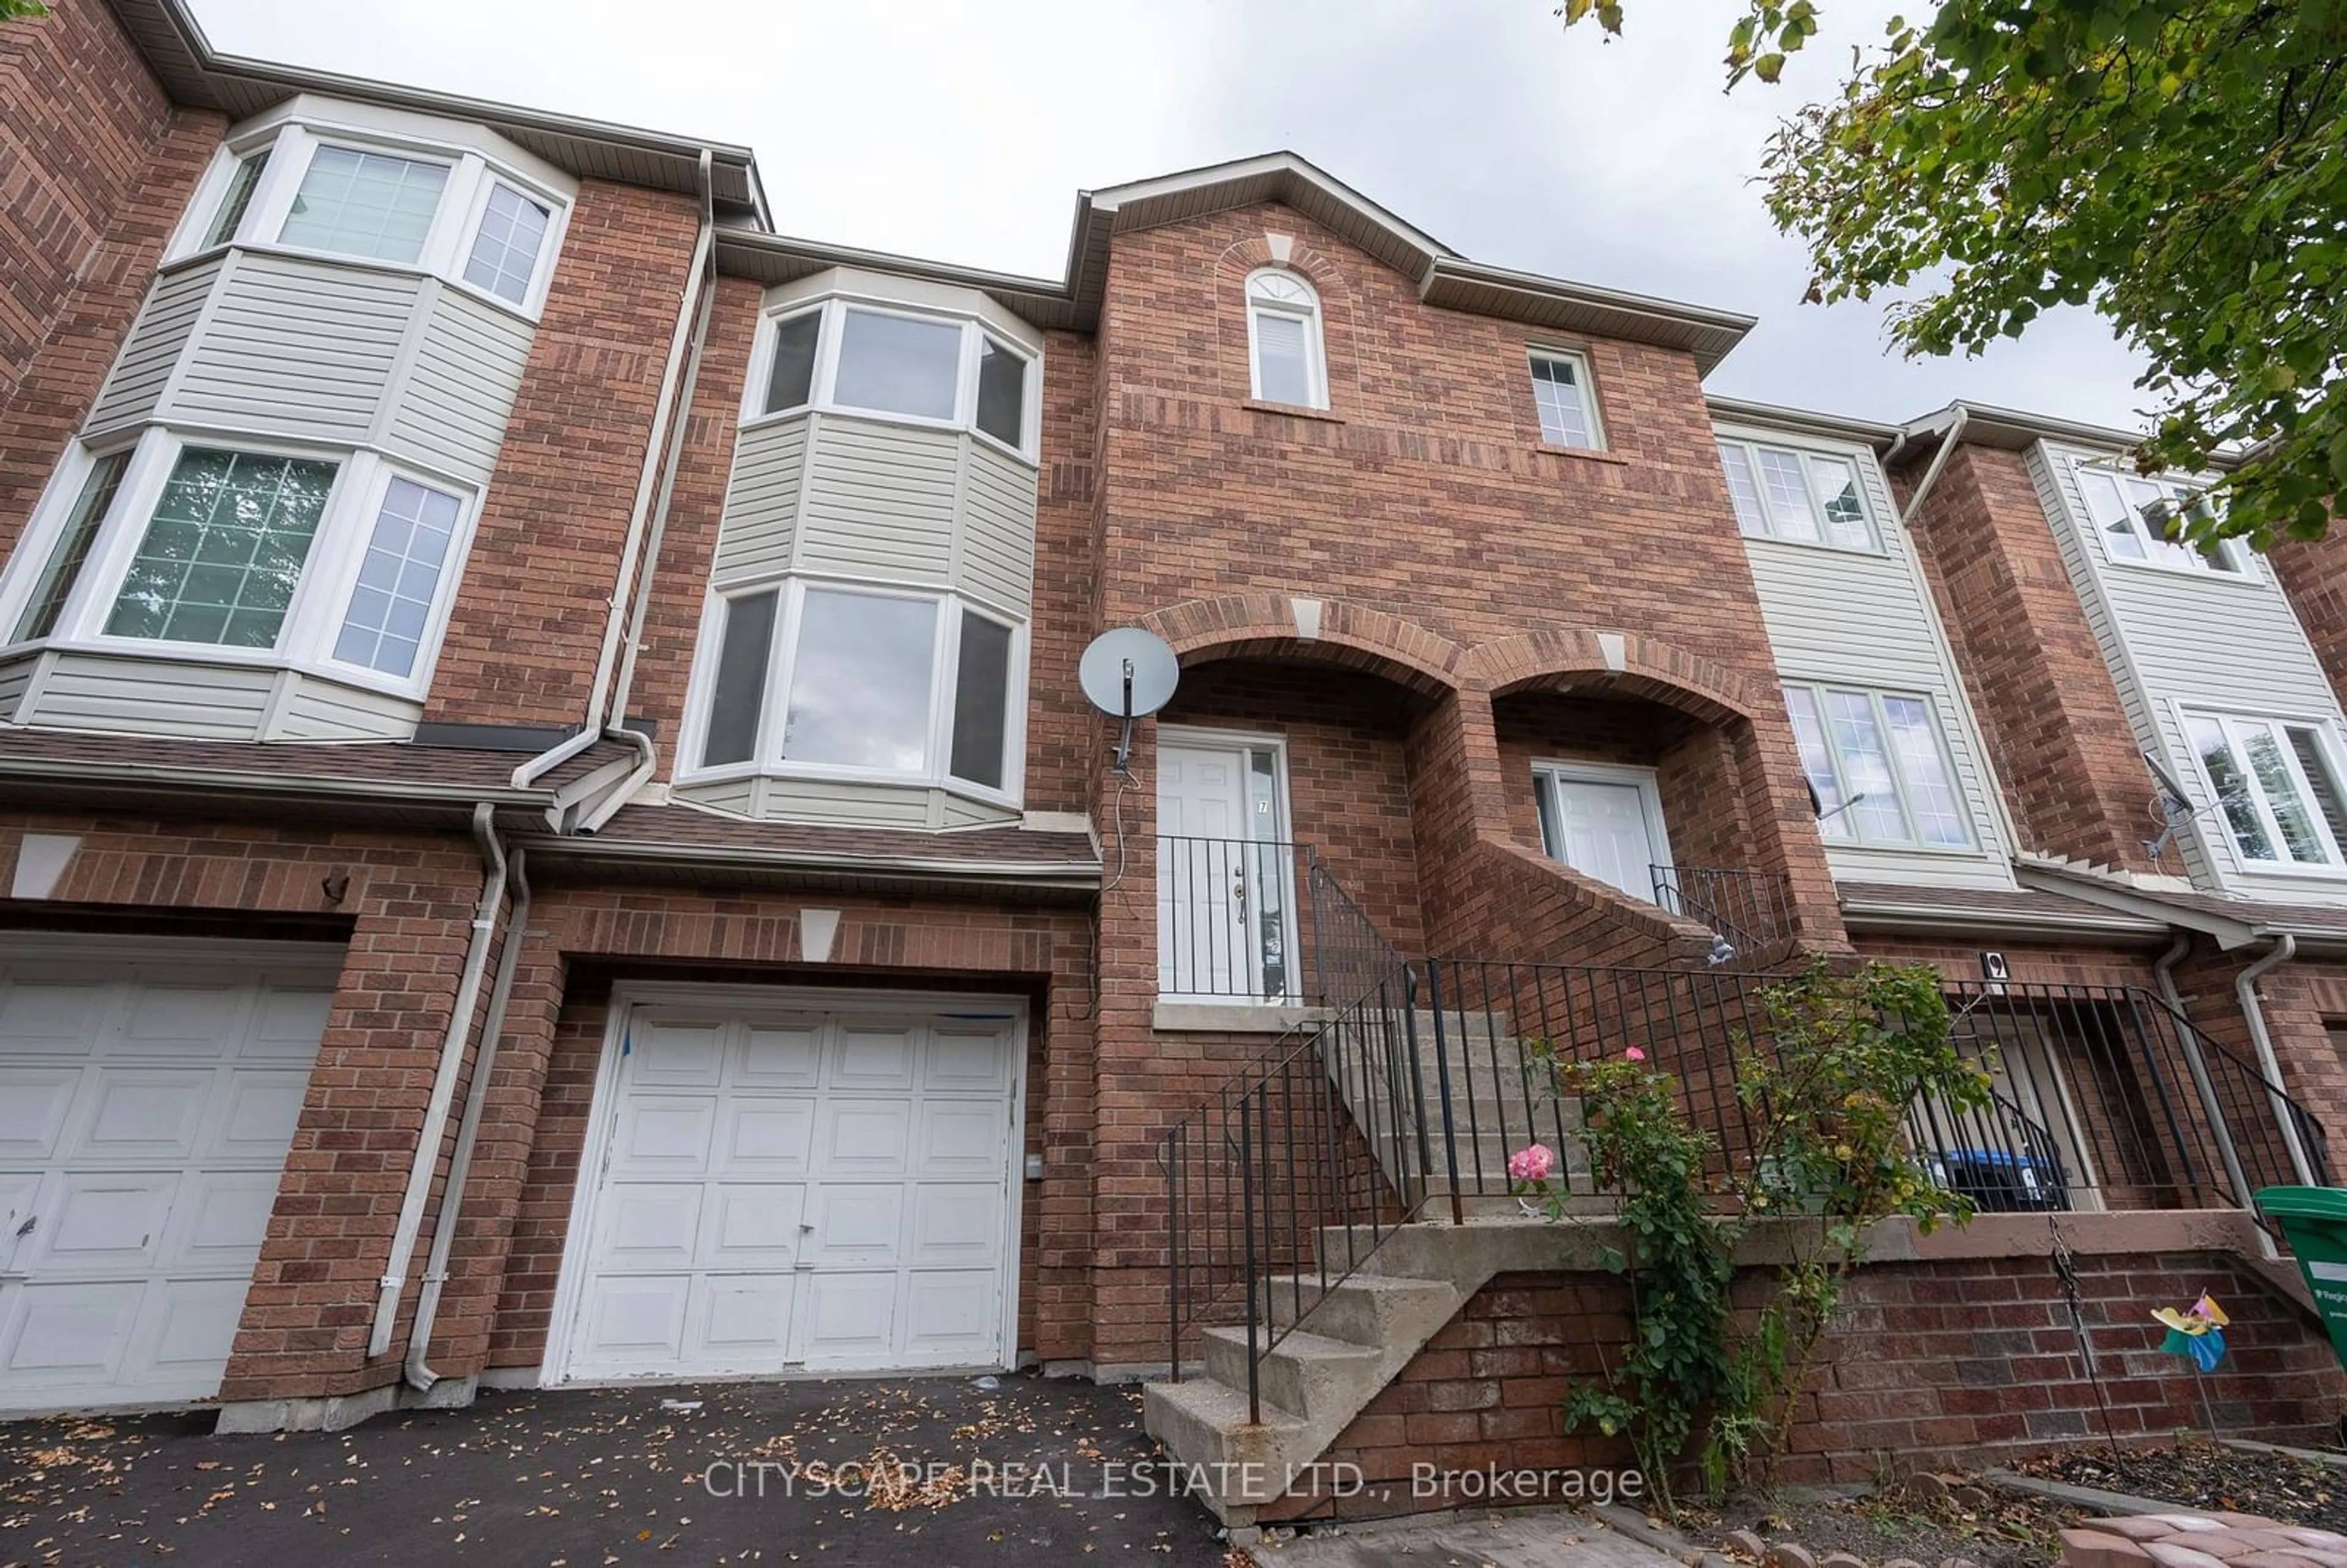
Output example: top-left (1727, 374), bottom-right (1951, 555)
top-left (0, 949), bottom-right (335, 1414)
top-left (1539, 770), bottom-right (1666, 904)
top-left (557, 997), bottom-right (1023, 1381)
top-left (1158, 738), bottom-right (1298, 1002)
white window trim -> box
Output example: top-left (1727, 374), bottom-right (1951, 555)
top-left (1526, 346), bottom-right (1606, 452)
top-left (2178, 705), bottom-right (2347, 877)
top-left (0, 427), bottom-right (483, 702)
top-left (1529, 758), bottom-right (1675, 895)
top-left (1716, 432), bottom-right (1884, 554)
top-left (738, 274), bottom-right (1045, 463)
top-left (167, 109), bottom-right (574, 323)
top-left (2073, 458), bottom-right (2256, 581)
top-left (676, 572), bottom-right (1030, 810)
top-left (1243, 266), bottom-right (1329, 411)
top-left (1784, 681), bottom-right (1979, 854)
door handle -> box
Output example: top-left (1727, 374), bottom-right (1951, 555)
top-left (1231, 871), bottom-right (1246, 916)
top-left (13, 1215), bottom-right (32, 1239)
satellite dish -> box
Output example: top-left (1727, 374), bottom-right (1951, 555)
top-left (1079, 628), bottom-right (1180, 773)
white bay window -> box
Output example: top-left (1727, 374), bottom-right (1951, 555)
top-left (747, 296), bottom-right (1038, 456)
top-left (174, 109), bottom-right (570, 318)
top-left (0, 431), bottom-right (479, 698)
top-left (690, 579), bottom-right (1025, 800)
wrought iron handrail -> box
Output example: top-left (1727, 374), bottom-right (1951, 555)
top-left (1649, 863), bottom-right (1796, 961)
top-left (1160, 956), bottom-right (2338, 1423)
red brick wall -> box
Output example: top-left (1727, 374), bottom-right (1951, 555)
top-left (1260, 1248), bottom-right (2346, 1522)
top-left (0, 0), bottom-right (222, 555)
top-left (424, 179), bottom-right (701, 730)
top-left (2270, 532), bottom-right (2347, 719)
top-left (1900, 445), bottom-right (2158, 871)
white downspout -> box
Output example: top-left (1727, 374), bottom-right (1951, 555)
top-left (369, 804), bottom-right (506, 1360)
top-left (2236, 934), bottom-right (2317, 1187)
top-left (578, 158), bottom-right (719, 837)
top-left (512, 149), bottom-right (718, 794)
top-left (404, 848), bottom-right (531, 1392)
top-left (2154, 929), bottom-right (2258, 1212)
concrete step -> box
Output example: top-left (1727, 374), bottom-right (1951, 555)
top-left (1262, 1269), bottom-right (1456, 1344)
top-left (1140, 1377), bottom-right (1302, 1501)
top-left (1200, 1324), bottom-right (1384, 1419)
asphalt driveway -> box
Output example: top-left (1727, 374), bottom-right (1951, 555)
top-left (0, 1371), bottom-right (1234, 1567)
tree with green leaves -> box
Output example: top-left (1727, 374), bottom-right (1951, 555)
top-left (2, 2), bottom-right (50, 20)
top-left (1559, 0), bottom-right (2347, 549)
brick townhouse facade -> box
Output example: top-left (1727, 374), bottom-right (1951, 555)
top-left (6, 0), bottom-right (2347, 1515)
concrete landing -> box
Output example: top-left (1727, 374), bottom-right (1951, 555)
top-left (1251, 1510), bottom-right (1681, 1568)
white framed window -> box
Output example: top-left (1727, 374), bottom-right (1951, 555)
top-left (1528, 349), bottom-right (1603, 450)
top-left (1717, 438), bottom-right (1879, 552)
top-left (1782, 683), bottom-right (1974, 850)
top-left (2185, 712), bottom-right (2347, 871)
top-left (2076, 464), bottom-right (2250, 576)
top-left (685, 576), bottom-right (1027, 803)
top-left (171, 111), bottom-right (574, 320)
top-left (741, 295), bottom-right (1041, 458)
top-left (277, 144), bottom-right (451, 263)
top-left (0, 430), bottom-right (480, 698)
top-left (1245, 268), bottom-right (1327, 409)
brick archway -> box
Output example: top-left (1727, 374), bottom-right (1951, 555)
top-left (1134, 593), bottom-right (1466, 698)
top-left (1464, 628), bottom-right (1758, 725)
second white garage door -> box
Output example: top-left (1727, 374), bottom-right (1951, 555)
top-left (552, 992), bottom-right (1024, 1382)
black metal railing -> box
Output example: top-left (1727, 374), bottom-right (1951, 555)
top-left (1157, 837), bottom-right (1406, 1007)
top-left (1161, 958), bottom-right (2335, 1421)
top-left (1650, 863), bottom-right (1797, 961)
top-left (1156, 835), bottom-right (1306, 1003)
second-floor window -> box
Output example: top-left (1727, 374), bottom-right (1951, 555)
top-left (691, 579), bottom-right (1024, 798)
top-left (2077, 466), bottom-right (2250, 575)
top-left (2187, 713), bottom-right (2347, 870)
top-left (1, 433), bottom-right (476, 693)
top-left (1244, 268), bottom-right (1327, 409)
top-left (1717, 439), bottom-right (1878, 552)
top-left (1782, 683), bottom-right (1972, 850)
top-left (1528, 350), bottom-right (1603, 450)
top-left (751, 301), bottom-right (1036, 455)
top-left (179, 120), bottom-right (568, 317)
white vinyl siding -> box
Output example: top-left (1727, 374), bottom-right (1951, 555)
top-left (712, 421), bottom-right (807, 581)
top-left (85, 260), bottom-right (219, 434)
top-left (796, 419), bottom-right (961, 582)
top-left (1723, 420), bottom-right (2014, 888)
top-left (170, 255), bottom-right (419, 442)
top-left (383, 287), bottom-right (534, 484)
top-left (2029, 439), bottom-right (2347, 898)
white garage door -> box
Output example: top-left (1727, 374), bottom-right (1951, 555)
top-left (0, 948), bottom-right (336, 1413)
top-left (556, 997), bottom-right (1024, 1382)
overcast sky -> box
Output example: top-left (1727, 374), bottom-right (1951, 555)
top-left (187, 0), bottom-right (2151, 431)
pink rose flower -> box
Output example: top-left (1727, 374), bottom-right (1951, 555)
top-left (1625, 1046), bottom-right (1648, 1063)
top-left (1508, 1143), bottom-right (1556, 1184)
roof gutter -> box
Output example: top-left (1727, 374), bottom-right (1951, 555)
top-left (2236, 934), bottom-right (2318, 1186)
top-left (0, 750), bottom-right (554, 811)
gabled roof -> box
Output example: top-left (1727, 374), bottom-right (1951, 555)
top-left (721, 152), bottom-right (1758, 364)
top-left (106, 0), bottom-right (766, 220)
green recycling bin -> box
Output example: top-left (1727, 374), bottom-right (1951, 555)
top-left (2257, 1185), bottom-right (2347, 1369)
